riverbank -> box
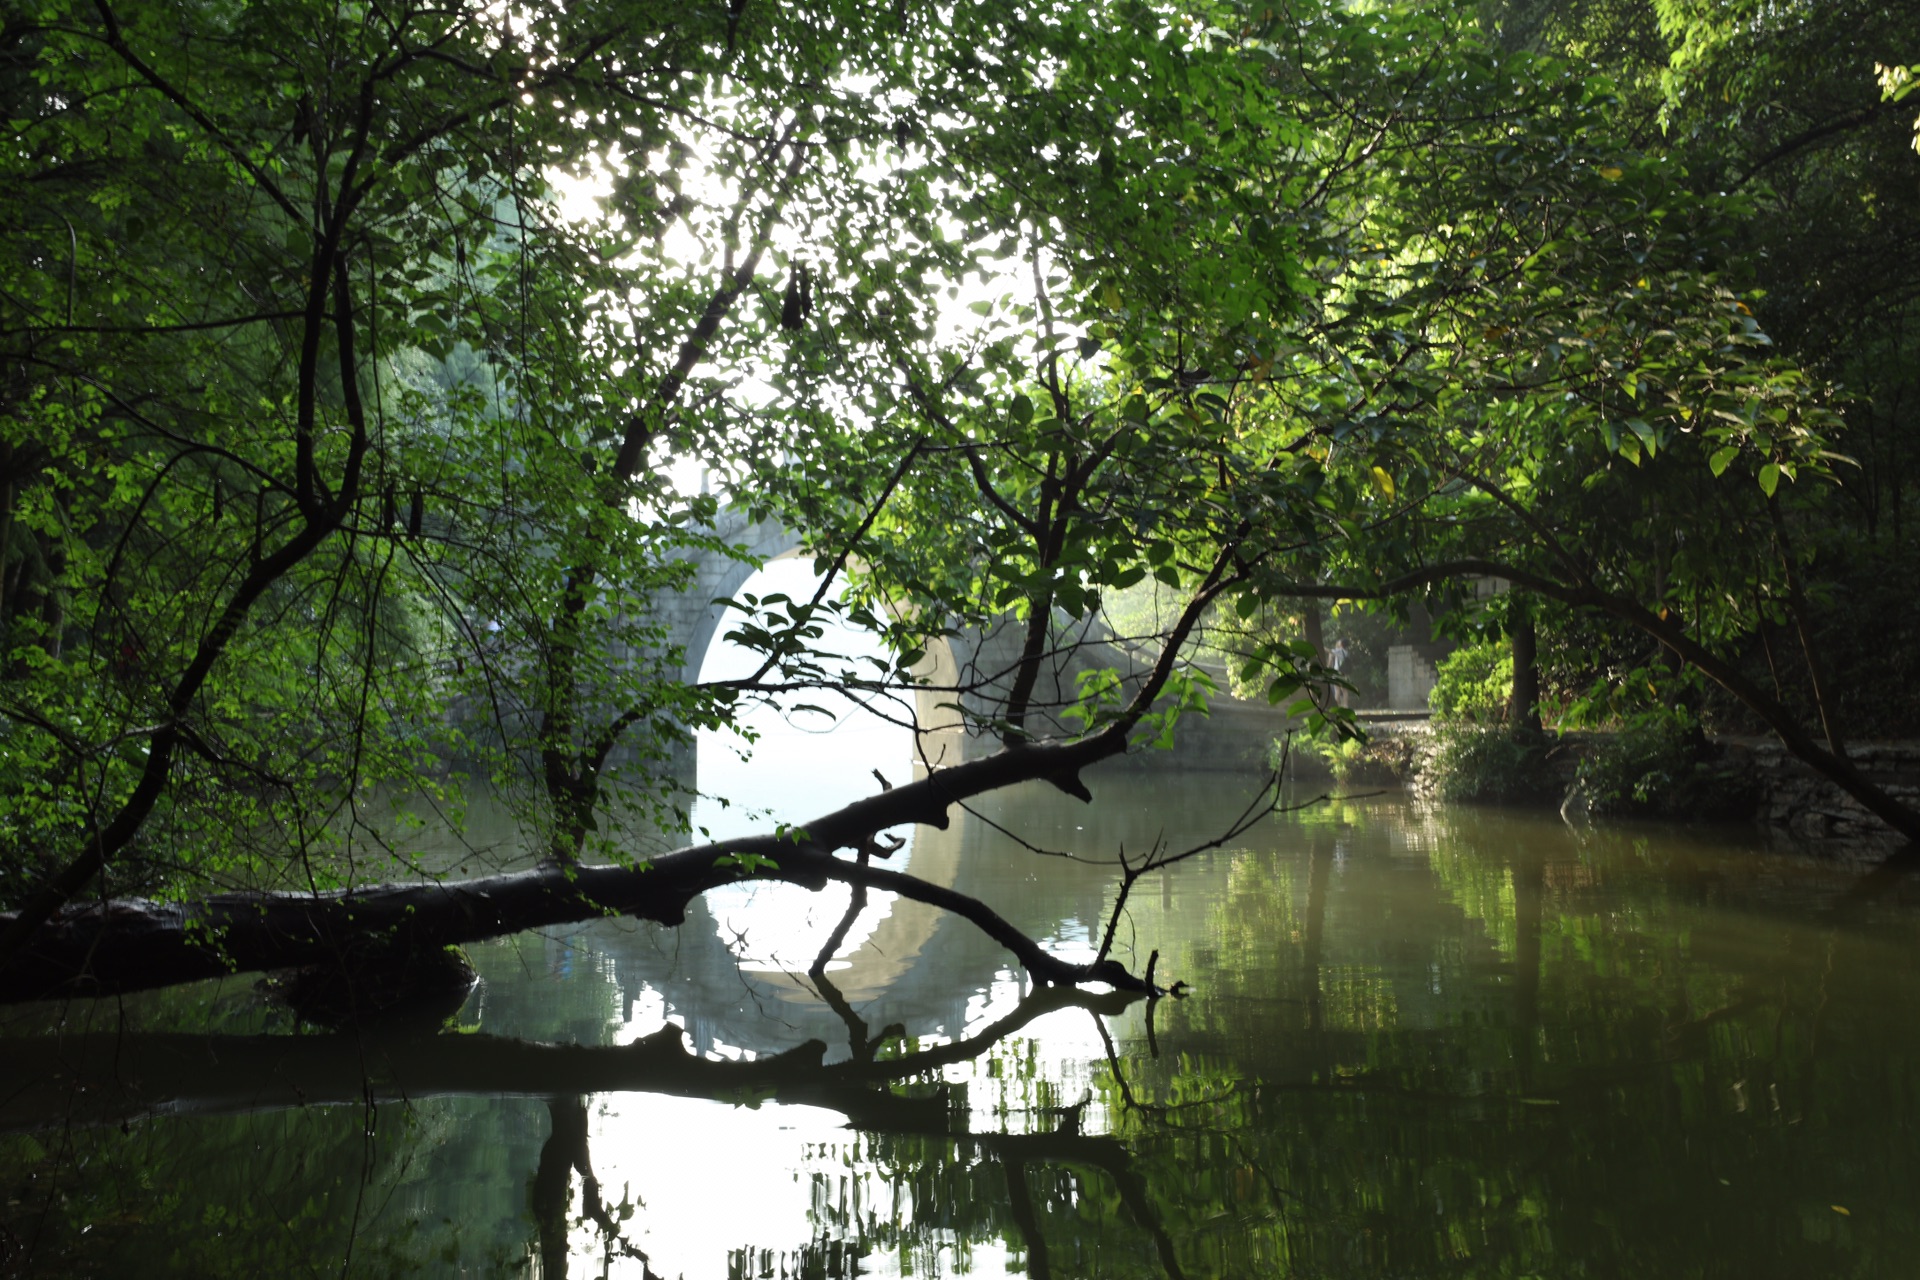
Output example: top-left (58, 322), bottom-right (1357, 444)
top-left (1285, 719), bottom-right (1920, 857)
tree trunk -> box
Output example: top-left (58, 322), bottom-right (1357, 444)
top-left (0, 443), bottom-right (14, 627)
top-left (1508, 597), bottom-right (1541, 736)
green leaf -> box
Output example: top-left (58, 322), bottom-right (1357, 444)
top-left (1625, 418), bottom-right (1657, 457)
top-left (1708, 446), bottom-right (1738, 477)
top-left (1758, 462), bottom-right (1780, 497)
top-left (713, 852), bottom-right (779, 874)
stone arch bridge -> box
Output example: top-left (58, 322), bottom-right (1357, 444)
top-left (656, 508), bottom-right (1289, 774)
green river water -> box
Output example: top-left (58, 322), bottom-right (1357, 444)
top-left (4, 764), bottom-right (1919, 1278)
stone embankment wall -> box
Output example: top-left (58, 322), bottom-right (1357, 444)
top-left (1716, 739), bottom-right (1920, 846)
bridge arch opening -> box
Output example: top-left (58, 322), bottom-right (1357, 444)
top-left (689, 556), bottom-right (940, 981)
top-left (690, 558), bottom-right (915, 835)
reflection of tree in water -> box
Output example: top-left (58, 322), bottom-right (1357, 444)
top-left (1076, 807), bottom-right (1920, 1277)
top-left (799, 971), bottom-right (1188, 1279)
top-left (0, 1093), bottom-right (537, 1277)
top-left (0, 986), bottom-right (1192, 1277)
top-left (0, 775), bottom-right (1246, 1276)
top-left (532, 1096), bottom-right (662, 1280)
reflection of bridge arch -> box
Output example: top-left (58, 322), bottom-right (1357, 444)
top-left (591, 802), bottom-right (1021, 1054)
top-left (583, 769), bottom-right (1182, 1057)
top-left (738, 821), bottom-right (969, 1006)
top-left (475, 770), bottom-right (1285, 1058)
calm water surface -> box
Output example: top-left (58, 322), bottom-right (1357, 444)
top-left (5, 766), bottom-right (1920, 1278)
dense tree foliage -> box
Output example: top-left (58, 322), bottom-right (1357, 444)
top-left (0, 0), bottom-right (1915, 1001)
top-left (1479, 0), bottom-right (1920, 741)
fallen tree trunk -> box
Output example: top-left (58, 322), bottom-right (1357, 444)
top-left (0, 510), bottom-right (1239, 1006)
top-left (0, 734), bottom-right (1145, 1004)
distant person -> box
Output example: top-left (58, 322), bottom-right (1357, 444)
top-left (1329, 638), bottom-right (1350, 708)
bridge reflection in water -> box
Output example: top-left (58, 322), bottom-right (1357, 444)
top-left (447, 763), bottom-right (1267, 1276)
